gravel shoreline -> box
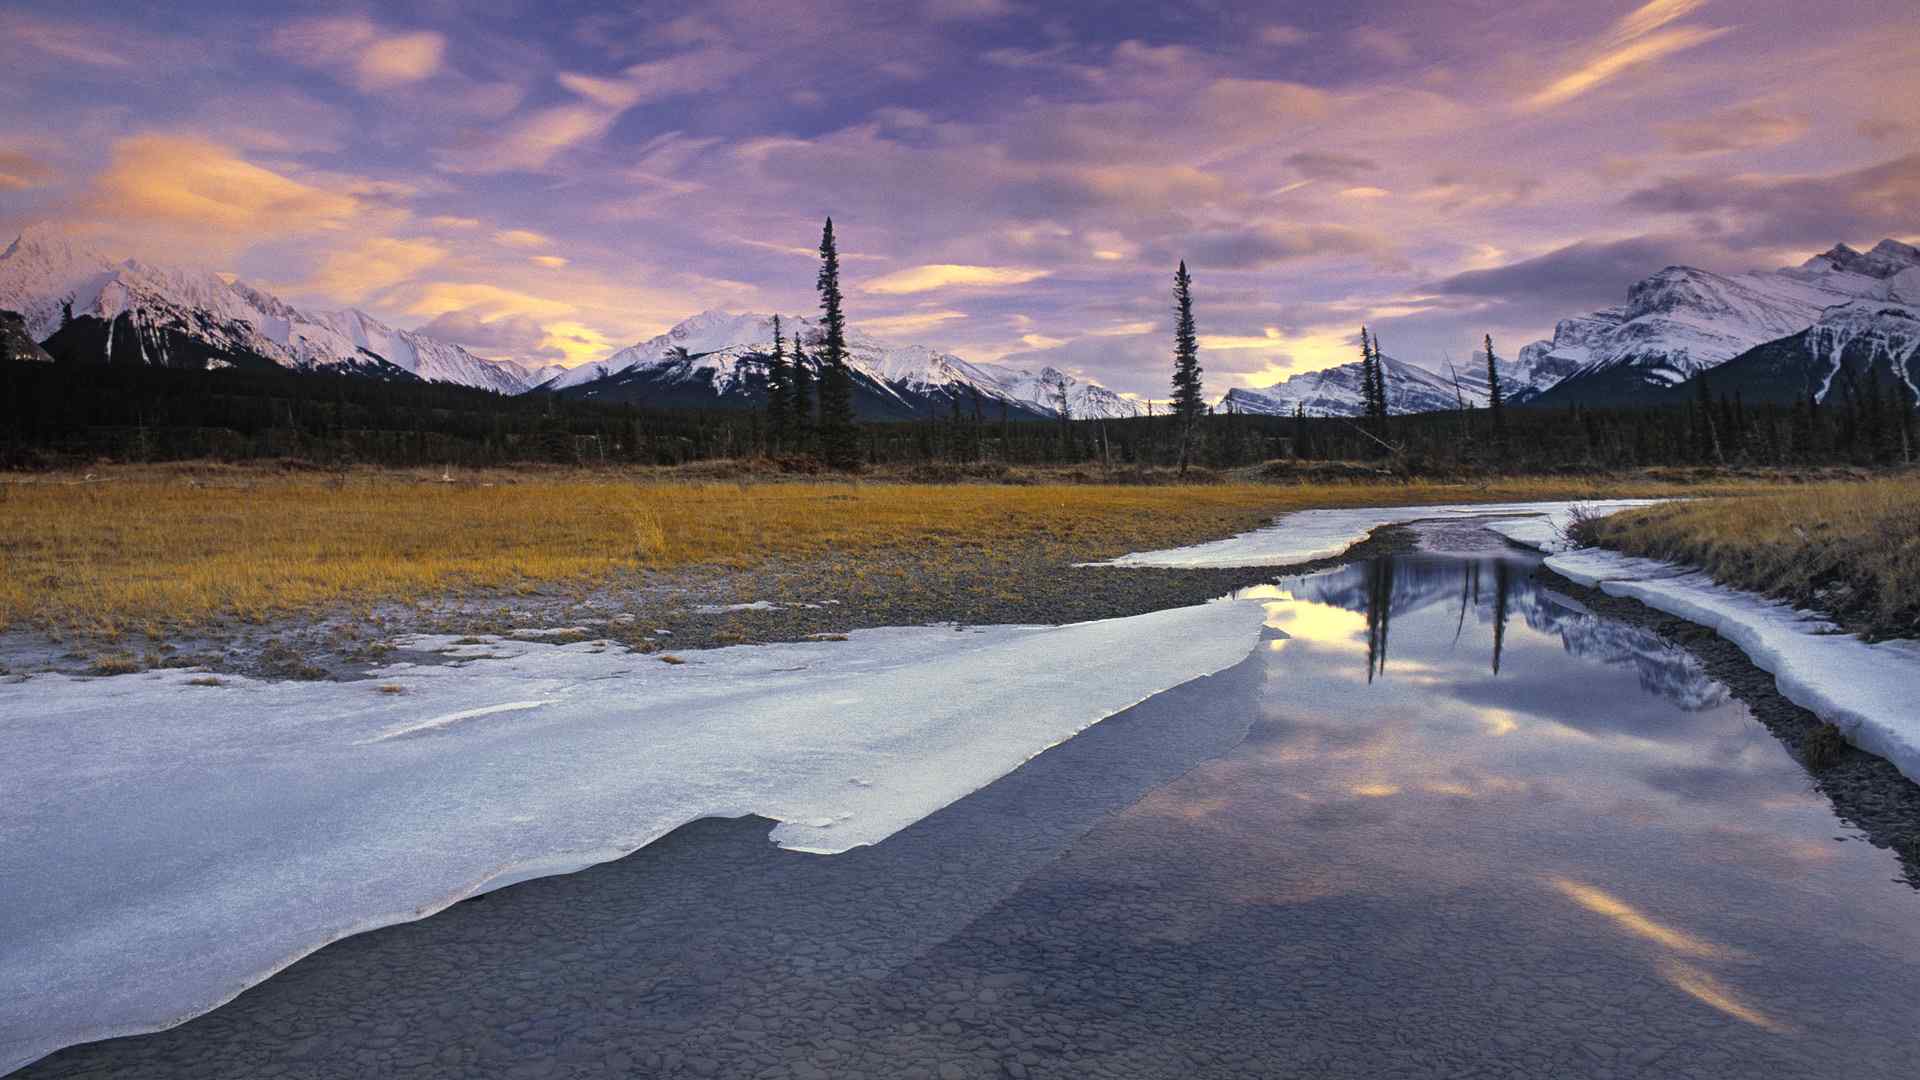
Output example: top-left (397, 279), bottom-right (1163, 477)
top-left (1535, 563), bottom-right (1920, 888)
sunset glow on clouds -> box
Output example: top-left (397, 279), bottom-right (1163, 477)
top-left (2, 0), bottom-right (1915, 396)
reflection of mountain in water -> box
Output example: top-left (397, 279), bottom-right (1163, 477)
top-left (1291, 556), bottom-right (1728, 711)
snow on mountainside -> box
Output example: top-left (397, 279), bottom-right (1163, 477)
top-left (1671, 295), bottom-right (1920, 406)
top-left (549, 309), bottom-right (1139, 419)
top-left (991, 365), bottom-right (1144, 419)
top-left (0, 225), bottom-right (542, 393)
top-left (1220, 351), bottom-right (1496, 417)
top-left (1524, 239), bottom-right (1920, 406)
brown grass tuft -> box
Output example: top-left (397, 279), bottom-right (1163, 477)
top-left (1582, 475), bottom-right (1920, 639)
top-left (89, 654), bottom-right (141, 676)
top-left (1801, 723), bottom-right (1850, 770)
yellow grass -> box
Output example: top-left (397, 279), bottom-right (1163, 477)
top-left (1581, 474), bottom-right (1920, 639)
top-left (0, 463), bottom-right (1799, 635)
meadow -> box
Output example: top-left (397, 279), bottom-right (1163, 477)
top-left (1578, 474), bottom-right (1920, 639)
top-left (0, 462), bottom-right (1829, 636)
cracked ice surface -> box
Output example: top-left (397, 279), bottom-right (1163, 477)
top-left (1546, 549), bottom-right (1920, 789)
top-left (1096, 499), bottom-right (1663, 568)
top-left (0, 599), bottom-right (1267, 1075)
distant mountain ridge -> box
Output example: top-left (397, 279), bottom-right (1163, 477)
top-left (1221, 349), bottom-right (1529, 418)
top-left (547, 309), bottom-right (1145, 421)
top-left (1522, 239), bottom-right (1920, 407)
top-left (0, 226), bottom-right (549, 394)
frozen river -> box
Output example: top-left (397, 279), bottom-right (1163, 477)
top-left (18, 539), bottom-right (1920, 1078)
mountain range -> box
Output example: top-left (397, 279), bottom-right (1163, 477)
top-left (1523, 239), bottom-right (1920, 407)
top-left (0, 225), bottom-right (1142, 421)
top-left (4, 222), bottom-right (1916, 419)
top-left (545, 309), bottom-right (1143, 421)
top-left (1223, 239), bottom-right (1920, 417)
top-left (0, 226), bottom-right (561, 394)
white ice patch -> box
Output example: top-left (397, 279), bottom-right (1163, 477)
top-left (692, 601), bottom-right (780, 614)
top-left (1544, 549), bottom-right (1920, 789)
top-left (0, 600), bottom-right (1267, 1075)
top-left (1096, 499), bottom-right (1662, 569)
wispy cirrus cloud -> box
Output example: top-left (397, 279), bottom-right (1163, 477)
top-left (0, 11), bottom-right (130, 67)
top-left (863, 264), bottom-right (1050, 294)
top-left (0, 151), bottom-right (54, 191)
top-left (1525, 0), bottom-right (1730, 109)
top-left (1657, 104), bottom-right (1809, 154)
top-left (304, 236), bottom-right (448, 303)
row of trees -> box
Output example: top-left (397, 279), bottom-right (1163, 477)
top-left (6, 350), bottom-right (1911, 472)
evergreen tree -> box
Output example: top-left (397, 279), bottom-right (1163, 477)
top-left (1292, 402), bottom-right (1308, 459)
top-left (1170, 261), bottom-right (1204, 472)
top-left (790, 338), bottom-right (814, 441)
top-left (765, 314), bottom-right (791, 451)
top-left (1357, 327), bottom-right (1379, 420)
top-left (814, 218), bottom-right (860, 469)
top-left (1483, 333), bottom-right (1505, 446)
top-left (1367, 331), bottom-right (1390, 420)
top-left (1694, 371), bottom-right (1723, 464)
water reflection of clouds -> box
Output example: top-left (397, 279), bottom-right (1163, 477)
top-left (1068, 558), bottom-right (1920, 1065)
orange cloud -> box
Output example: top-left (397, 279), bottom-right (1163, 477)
top-left (305, 237), bottom-right (448, 303)
top-left (493, 228), bottom-right (552, 249)
top-left (864, 264), bottom-right (1050, 294)
top-left (270, 16), bottom-right (445, 93)
top-left (82, 135), bottom-right (363, 239)
top-left (0, 151), bottom-right (54, 191)
top-left (357, 32), bottom-right (445, 90)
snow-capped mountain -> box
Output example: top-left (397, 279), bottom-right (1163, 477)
top-left (989, 365), bottom-right (1145, 420)
top-left (0, 225), bottom-right (545, 394)
top-left (548, 310), bottom-right (1134, 421)
top-left (1669, 294), bottom-right (1920, 406)
top-left (1525, 239), bottom-right (1920, 407)
top-left (1218, 350), bottom-right (1500, 418)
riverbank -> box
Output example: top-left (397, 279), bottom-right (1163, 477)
top-left (1572, 474), bottom-right (1920, 641)
top-left (0, 463), bottom-right (1811, 677)
top-left (1535, 564), bottom-right (1920, 888)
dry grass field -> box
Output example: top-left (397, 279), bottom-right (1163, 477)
top-left (1579, 474), bottom-right (1920, 639)
top-left (0, 462), bottom-right (1806, 635)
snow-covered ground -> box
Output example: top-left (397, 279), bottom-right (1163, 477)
top-left (1094, 499), bottom-right (1663, 568)
top-left (0, 600), bottom-right (1268, 1075)
top-left (1545, 550), bottom-right (1920, 788)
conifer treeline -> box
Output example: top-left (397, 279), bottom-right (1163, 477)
top-left (8, 351), bottom-right (1912, 472)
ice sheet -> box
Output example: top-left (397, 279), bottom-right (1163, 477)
top-left (0, 600), bottom-right (1267, 1075)
top-left (1545, 549), bottom-right (1920, 788)
top-left (1096, 499), bottom-right (1662, 568)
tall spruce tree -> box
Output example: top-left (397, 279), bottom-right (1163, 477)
top-left (1483, 333), bottom-right (1506, 445)
top-left (814, 217), bottom-right (860, 469)
top-left (765, 314), bottom-right (792, 450)
top-left (1170, 261), bottom-right (1203, 472)
top-left (1368, 332), bottom-right (1389, 420)
top-left (1357, 327), bottom-right (1377, 419)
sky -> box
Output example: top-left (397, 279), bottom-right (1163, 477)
top-left (1, 0), bottom-right (1916, 397)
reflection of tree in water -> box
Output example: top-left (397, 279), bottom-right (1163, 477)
top-left (1492, 560), bottom-right (1510, 676)
top-left (1365, 558), bottom-right (1394, 683)
top-left (1294, 556), bottom-right (1727, 710)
